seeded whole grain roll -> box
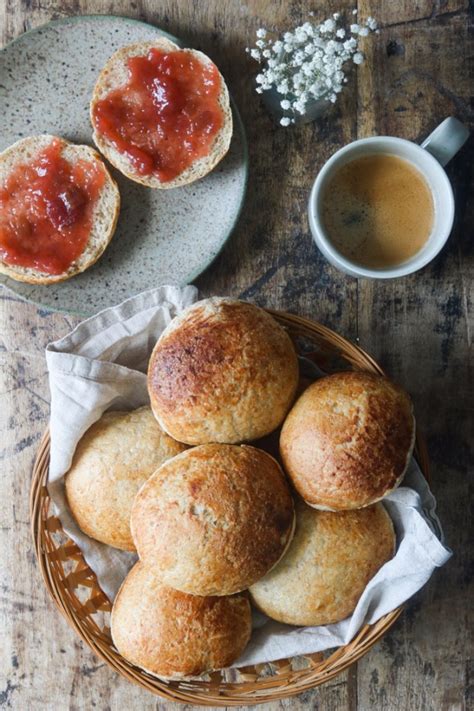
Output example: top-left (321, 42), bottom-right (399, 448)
top-left (147, 297), bottom-right (299, 445)
top-left (131, 443), bottom-right (295, 596)
top-left (111, 563), bottom-right (252, 679)
top-left (249, 498), bottom-right (395, 626)
top-left (280, 371), bottom-right (415, 510)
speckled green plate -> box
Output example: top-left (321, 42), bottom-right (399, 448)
top-left (0, 15), bottom-right (248, 314)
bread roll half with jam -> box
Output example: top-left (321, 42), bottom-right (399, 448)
top-left (90, 40), bottom-right (233, 188)
top-left (0, 135), bottom-right (119, 284)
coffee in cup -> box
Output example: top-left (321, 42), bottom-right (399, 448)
top-left (321, 154), bottom-right (434, 269)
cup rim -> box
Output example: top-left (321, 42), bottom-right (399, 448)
top-left (308, 136), bottom-right (455, 279)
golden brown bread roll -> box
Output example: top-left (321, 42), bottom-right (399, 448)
top-left (65, 407), bottom-right (187, 550)
top-left (131, 443), bottom-right (295, 595)
top-left (249, 499), bottom-right (395, 626)
top-left (147, 297), bottom-right (299, 444)
top-left (111, 563), bottom-right (251, 678)
top-left (280, 371), bottom-right (415, 510)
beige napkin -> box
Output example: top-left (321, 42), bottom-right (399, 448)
top-left (45, 285), bottom-right (451, 666)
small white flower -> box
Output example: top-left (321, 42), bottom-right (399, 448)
top-left (256, 28), bottom-right (267, 38)
top-left (273, 40), bottom-right (283, 53)
top-left (280, 99), bottom-right (291, 109)
top-left (324, 18), bottom-right (336, 32)
top-left (250, 48), bottom-right (261, 60)
top-left (295, 29), bottom-right (308, 43)
top-left (353, 52), bottom-right (364, 64)
top-left (280, 116), bottom-right (291, 126)
top-left (344, 38), bottom-right (357, 50)
top-left (350, 23), bottom-right (360, 34)
top-left (276, 82), bottom-right (289, 93)
top-left (267, 57), bottom-right (277, 68)
top-left (284, 43), bottom-right (293, 52)
top-left (293, 98), bottom-right (307, 114)
top-left (283, 32), bottom-right (293, 42)
top-left (333, 12), bottom-right (340, 20)
top-left (293, 49), bottom-right (305, 65)
top-left (330, 93), bottom-right (337, 102)
top-left (358, 27), bottom-right (369, 36)
top-left (262, 49), bottom-right (270, 58)
top-left (367, 16), bottom-right (378, 30)
top-left (256, 87), bottom-right (263, 94)
top-left (255, 73), bottom-right (265, 84)
top-left (256, 39), bottom-right (266, 48)
top-left (336, 28), bottom-right (345, 38)
top-left (352, 8), bottom-right (358, 14)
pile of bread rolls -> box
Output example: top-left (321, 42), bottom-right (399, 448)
top-left (65, 297), bottom-right (415, 679)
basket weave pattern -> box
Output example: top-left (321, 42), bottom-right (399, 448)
top-left (30, 311), bottom-right (430, 705)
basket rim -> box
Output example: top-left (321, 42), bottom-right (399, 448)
top-left (29, 309), bottom-right (430, 706)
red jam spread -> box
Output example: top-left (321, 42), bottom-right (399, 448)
top-left (92, 49), bottom-right (224, 181)
top-left (0, 139), bottom-right (105, 275)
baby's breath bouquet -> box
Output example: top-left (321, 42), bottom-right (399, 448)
top-left (247, 11), bottom-right (378, 125)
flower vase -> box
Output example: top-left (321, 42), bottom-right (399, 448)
top-left (261, 84), bottom-right (331, 126)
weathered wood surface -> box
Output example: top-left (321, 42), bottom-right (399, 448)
top-left (1, 1), bottom-right (472, 709)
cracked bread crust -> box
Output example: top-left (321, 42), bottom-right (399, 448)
top-left (147, 297), bottom-right (299, 445)
top-left (280, 371), bottom-right (415, 510)
top-left (111, 563), bottom-right (251, 678)
top-left (249, 499), bottom-right (395, 626)
top-left (130, 443), bottom-right (295, 596)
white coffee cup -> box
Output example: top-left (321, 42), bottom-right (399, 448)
top-left (308, 117), bottom-right (469, 279)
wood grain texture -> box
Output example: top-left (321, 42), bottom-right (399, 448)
top-left (1, 1), bottom-right (472, 709)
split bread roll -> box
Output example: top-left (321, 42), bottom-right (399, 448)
top-left (65, 407), bottom-right (187, 551)
top-left (148, 297), bottom-right (299, 444)
top-left (0, 135), bottom-right (120, 284)
top-left (249, 499), bottom-right (396, 626)
top-left (280, 371), bottom-right (415, 510)
top-left (111, 563), bottom-right (251, 679)
top-left (131, 444), bottom-right (295, 596)
top-left (90, 40), bottom-right (233, 188)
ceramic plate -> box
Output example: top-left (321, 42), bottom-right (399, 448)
top-left (0, 15), bottom-right (247, 314)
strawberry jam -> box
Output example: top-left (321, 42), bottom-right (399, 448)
top-left (0, 139), bottom-right (106, 275)
top-left (92, 49), bottom-right (224, 182)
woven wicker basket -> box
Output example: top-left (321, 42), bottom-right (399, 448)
top-left (30, 311), bottom-right (429, 706)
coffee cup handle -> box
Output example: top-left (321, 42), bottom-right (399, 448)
top-left (421, 117), bottom-right (470, 167)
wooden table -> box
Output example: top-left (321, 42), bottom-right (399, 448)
top-left (1, 1), bottom-right (472, 709)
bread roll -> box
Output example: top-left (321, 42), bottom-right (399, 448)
top-left (147, 297), bottom-right (299, 444)
top-left (280, 371), bottom-right (415, 510)
top-left (0, 135), bottom-right (119, 284)
top-left (90, 40), bottom-right (232, 188)
top-left (111, 563), bottom-right (251, 678)
top-left (65, 407), bottom-right (187, 550)
top-left (131, 443), bottom-right (295, 595)
top-left (250, 499), bottom-right (395, 626)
